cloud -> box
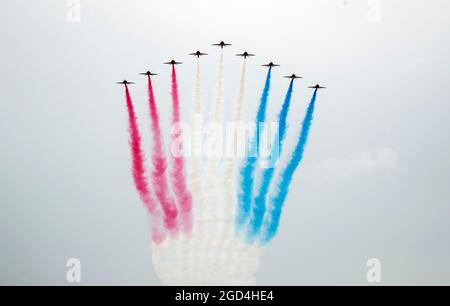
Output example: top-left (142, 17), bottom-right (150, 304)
top-left (315, 147), bottom-right (398, 177)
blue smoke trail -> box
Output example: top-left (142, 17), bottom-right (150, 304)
top-left (260, 89), bottom-right (318, 244)
top-left (246, 80), bottom-right (294, 241)
top-left (235, 68), bottom-right (272, 232)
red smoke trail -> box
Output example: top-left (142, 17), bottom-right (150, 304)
top-left (146, 76), bottom-right (179, 233)
top-left (124, 85), bottom-right (165, 243)
top-left (170, 66), bottom-right (193, 234)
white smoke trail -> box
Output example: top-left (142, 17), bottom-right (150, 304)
top-left (194, 59), bottom-right (202, 115)
top-left (206, 49), bottom-right (225, 184)
top-left (189, 58), bottom-right (207, 275)
top-left (190, 59), bottom-right (205, 227)
top-left (218, 59), bottom-right (247, 259)
top-left (223, 59), bottom-right (246, 216)
top-left (152, 235), bottom-right (262, 285)
top-left (212, 49), bottom-right (225, 129)
top-left (204, 49), bottom-right (225, 274)
top-left (206, 49), bottom-right (225, 217)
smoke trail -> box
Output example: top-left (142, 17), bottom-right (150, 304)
top-left (235, 68), bottom-right (272, 231)
top-left (170, 66), bottom-right (193, 234)
top-left (223, 59), bottom-right (247, 220)
top-left (215, 59), bottom-right (248, 269)
top-left (193, 59), bottom-right (202, 115)
top-left (212, 49), bottom-right (225, 138)
top-left (146, 76), bottom-right (179, 233)
top-left (203, 49), bottom-right (226, 273)
top-left (233, 59), bottom-right (247, 127)
top-left (247, 80), bottom-right (294, 240)
top-left (260, 90), bottom-right (318, 244)
top-left (206, 49), bottom-right (225, 188)
top-left (190, 58), bottom-right (206, 239)
top-left (124, 85), bottom-right (165, 243)
top-left (191, 58), bottom-right (204, 208)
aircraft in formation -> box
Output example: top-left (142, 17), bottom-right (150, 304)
top-left (116, 80), bottom-right (134, 85)
top-left (164, 59), bottom-right (182, 66)
top-left (308, 84), bottom-right (326, 90)
top-left (284, 74), bottom-right (302, 80)
top-left (119, 41), bottom-right (325, 88)
top-left (139, 71), bottom-right (158, 76)
top-left (213, 41), bottom-right (232, 48)
top-left (262, 62), bottom-right (280, 68)
top-left (236, 51), bottom-right (255, 59)
top-left (189, 50), bottom-right (208, 58)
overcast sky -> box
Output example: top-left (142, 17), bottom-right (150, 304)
top-left (1, 0), bottom-right (449, 285)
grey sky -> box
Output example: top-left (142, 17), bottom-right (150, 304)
top-left (0, 0), bottom-right (449, 285)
